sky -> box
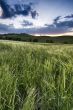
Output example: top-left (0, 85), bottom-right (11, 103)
top-left (0, 0), bottom-right (73, 35)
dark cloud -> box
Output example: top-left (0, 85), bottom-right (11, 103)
top-left (47, 14), bottom-right (73, 34)
top-left (22, 20), bottom-right (33, 26)
top-left (54, 16), bottom-right (61, 24)
top-left (31, 11), bottom-right (38, 19)
top-left (0, 23), bottom-right (11, 33)
top-left (0, 0), bottom-right (38, 18)
top-left (0, 24), bottom-right (10, 30)
top-left (0, 23), bottom-right (21, 33)
top-left (64, 14), bottom-right (73, 18)
top-left (31, 25), bottom-right (68, 35)
top-left (53, 14), bottom-right (73, 29)
top-left (0, 0), bottom-right (12, 17)
top-left (39, 14), bottom-right (73, 35)
top-left (55, 20), bottom-right (73, 28)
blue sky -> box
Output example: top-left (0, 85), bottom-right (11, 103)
top-left (0, 0), bottom-right (73, 35)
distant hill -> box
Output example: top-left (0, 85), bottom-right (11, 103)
top-left (0, 33), bottom-right (73, 44)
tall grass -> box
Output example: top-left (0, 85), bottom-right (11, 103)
top-left (0, 42), bottom-right (73, 110)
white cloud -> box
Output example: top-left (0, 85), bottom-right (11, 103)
top-left (0, 7), bottom-right (3, 17)
top-left (0, 14), bottom-right (48, 29)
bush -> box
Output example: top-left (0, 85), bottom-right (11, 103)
top-left (33, 39), bottom-right (38, 42)
top-left (46, 40), bottom-right (54, 43)
top-left (63, 41), bottom-right (68, 44)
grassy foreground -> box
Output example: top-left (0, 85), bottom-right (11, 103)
top-left (0, 41), bottom-right (73, 110)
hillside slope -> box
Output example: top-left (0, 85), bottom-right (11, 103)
top-left (0, 34), bottom-right (73, 43)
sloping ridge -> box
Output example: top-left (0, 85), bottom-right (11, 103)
top-left (0, 33), bottom-right (73, 43)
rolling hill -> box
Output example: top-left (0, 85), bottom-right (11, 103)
top-left (0, 33), bottom-right (73, 44)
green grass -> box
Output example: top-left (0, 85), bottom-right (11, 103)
top-left (0, 41), bottom-right (73, 110)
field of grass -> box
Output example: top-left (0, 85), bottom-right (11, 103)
top-left (0, 41), bottom-right (73, 110)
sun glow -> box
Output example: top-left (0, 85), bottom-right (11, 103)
top-left (34, 32), bottom-right (73, 37)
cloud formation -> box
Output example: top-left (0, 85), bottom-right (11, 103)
top-left (0, 0), bottom-right (73, 35)
top-left (64, 14), bottom-right (73, 19)
top-left (43, 14), bottom-right (73, 35)
top-left (22, 20), bottom-right (33, 26)
top-left (0, 0), bottom-right (38, 19)
top-left (54, 16), bottom-right (61, 24)
top-left (0, 13), bottom-right (73, 35)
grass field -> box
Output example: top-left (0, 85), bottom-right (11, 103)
top-left (0, 41), bottom-right (73, 110)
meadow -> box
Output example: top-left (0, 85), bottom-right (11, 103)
top-left (0, 41), bottom-right (73, 110)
